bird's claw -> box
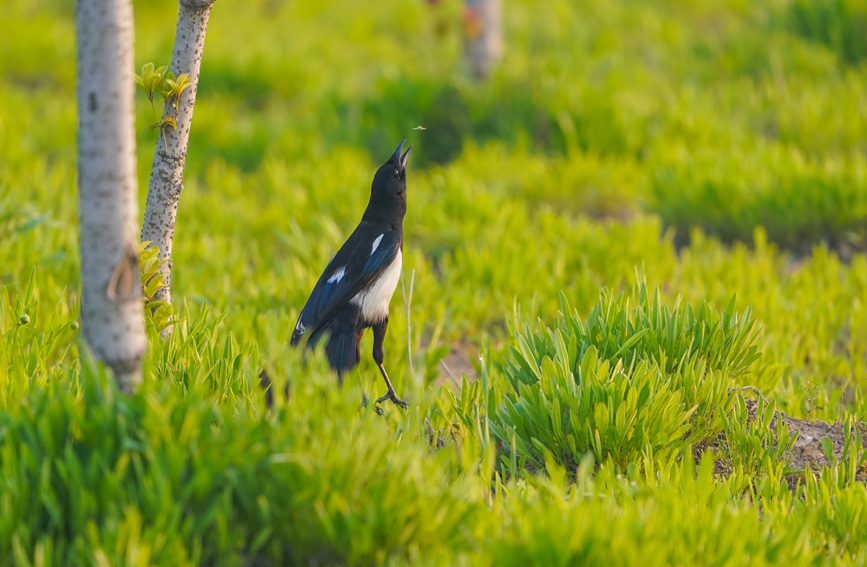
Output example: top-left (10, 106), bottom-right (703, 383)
top-left (361, 393), bottom-right (399, 415)
top-left (375, 389), bottom-right (408, 410)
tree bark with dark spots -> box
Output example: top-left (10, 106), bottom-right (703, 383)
top-left (141, 0), bottom-right (216, 335)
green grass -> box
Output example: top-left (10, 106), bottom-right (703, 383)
top-left (488, 285), bottom-right (760, 473)
top-left (2, 0), bottom-right (867, 564)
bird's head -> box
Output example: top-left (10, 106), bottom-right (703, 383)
top-left (371, 139), bottom-right (413, 198)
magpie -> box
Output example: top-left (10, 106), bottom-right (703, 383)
top-left (290, 140), bottom-right (413, 410)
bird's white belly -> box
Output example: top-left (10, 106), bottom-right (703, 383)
top-left (351, 250), bottom-right (402, 322)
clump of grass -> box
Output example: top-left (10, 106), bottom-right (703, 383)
top-left (490, 283), bottom-right (761, 473)
top-left (0, 269), bottom-right (80, 410)
top-left (0, 352), bottom-right (483, 566)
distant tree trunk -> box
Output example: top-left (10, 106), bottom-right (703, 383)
top-left (76, 0), bottom-right (147, 392)
top-left (463, 0), bottom-right (502, 79)
top-left (140, 0), bottom-right (216, 334)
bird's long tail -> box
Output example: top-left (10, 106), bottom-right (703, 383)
top-left (325, 329), bottom-right (361, 381)
top-left (321, 303), bottom-right (363, 380)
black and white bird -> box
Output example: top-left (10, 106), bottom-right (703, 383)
top-left (290, 140), bottom-right (412, 409)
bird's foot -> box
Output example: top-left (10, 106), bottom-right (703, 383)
top-left (375, 388), bottom-right (408, 410)
top-left (359, 394), bottom-right (387, 416)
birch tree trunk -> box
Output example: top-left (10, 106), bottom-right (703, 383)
top-left (463, 0), bottom-right (503, 79)
top-left (76, 0), bottom-right (147, 392)
top-left (140, 0), bottom-right (216, 332)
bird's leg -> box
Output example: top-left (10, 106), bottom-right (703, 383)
top-left (375, 362), bottom-right (408, 409)
top-left (371, 318), bottom-right (408, 410)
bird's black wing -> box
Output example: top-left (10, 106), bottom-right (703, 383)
top-left (291, 226), bottom-right (401, 345)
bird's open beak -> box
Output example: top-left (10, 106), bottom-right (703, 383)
top-left (400, 145), bottom-right (413, 170)
top-left (391, 139), bottom-right (413, 171)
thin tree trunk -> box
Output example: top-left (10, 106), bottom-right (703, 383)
top-left (140, 0), bottom-right (216, 333)
top-left (76, 0), bottom-right (147, 392)
top-left (463, 0), bottom-right (503, 79)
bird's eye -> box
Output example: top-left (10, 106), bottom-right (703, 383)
top-left (393, 168), bottom-right (400, 177)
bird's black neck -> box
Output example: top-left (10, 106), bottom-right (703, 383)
top-left (362, 191), bottom-right (406, 229)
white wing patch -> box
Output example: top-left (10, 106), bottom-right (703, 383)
top-left (327, 266), bottom-right (345, 284)
top-left (295, 319), bottom-right (306, 334)
top-left (371, 234), bottom-right (384, 256)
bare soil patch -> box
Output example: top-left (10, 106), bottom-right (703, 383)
top-left (697, 398), bottom-right (867, 483)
